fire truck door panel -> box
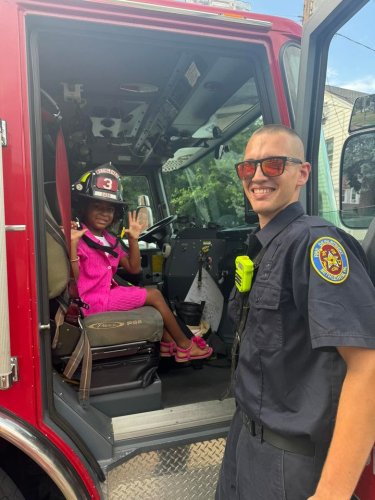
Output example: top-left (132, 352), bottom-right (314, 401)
top-left (297, 2), bottom-right (375, 499)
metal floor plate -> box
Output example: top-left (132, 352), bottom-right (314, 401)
top-left (107, 437), bottom-right (226, 499)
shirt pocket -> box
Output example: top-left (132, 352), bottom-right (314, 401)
top-left (250, 284), bottom-right (283, 348)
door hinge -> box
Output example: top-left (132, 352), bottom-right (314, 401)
top-left (0, 357), bottom-right (19, 390)
top-left (0, 120), bottom-right (7, 147)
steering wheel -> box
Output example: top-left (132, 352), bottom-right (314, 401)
top-left (138, 215), bottom-right (177, 242)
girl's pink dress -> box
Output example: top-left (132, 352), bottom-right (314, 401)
top-left (77, 228), bottom-right (147, 316)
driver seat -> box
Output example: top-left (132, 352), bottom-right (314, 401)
top-left (46, 200), bottom-right (163, 416)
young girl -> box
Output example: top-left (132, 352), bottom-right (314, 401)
top-left (70, 166), bottom-right (212, 363)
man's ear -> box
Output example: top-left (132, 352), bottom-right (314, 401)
top-left (297, 162), bottom-right (311, 187)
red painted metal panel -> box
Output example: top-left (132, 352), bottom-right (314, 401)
top-left (356, 447), bottom-right (375, 500)
top-left (0, 0), bottom-right (39, 423)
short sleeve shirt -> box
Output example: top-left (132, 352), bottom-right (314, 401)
top-left (234, 202), bottom-right (375, 444)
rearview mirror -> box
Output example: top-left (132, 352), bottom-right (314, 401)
top-left (214, 144), bottom-right (229, 160)
top-left (349, 94), bottom-right (375, 132)
top-left (341, 131), bottom-right (375, 228)
top-left (136, 194), bottom-right (154, 229)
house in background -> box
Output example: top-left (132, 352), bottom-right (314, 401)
top-left (322, 85), bottom-right (366, 207)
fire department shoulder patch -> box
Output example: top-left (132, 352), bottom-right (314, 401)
top-left (310, 237), bottom-right (349, 284)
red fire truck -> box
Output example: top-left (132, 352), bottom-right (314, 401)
top-left (0, 0), bottom-right (374, 497)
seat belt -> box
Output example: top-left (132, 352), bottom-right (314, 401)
top-left (81, 233), bottom-right (120, 257)
top-left (55, 128), bottom-right (72, 258)
top-left (54, 126), bottom-right (92, 405)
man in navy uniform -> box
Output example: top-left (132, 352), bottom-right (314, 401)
top-left (216, 124), bottom-right (375, 499)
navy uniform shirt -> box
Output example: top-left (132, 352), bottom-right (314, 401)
top-left (233, 202), bottom-right (375, 444)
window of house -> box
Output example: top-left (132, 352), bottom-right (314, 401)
top-left (325, 137), bottom-right (334, 169)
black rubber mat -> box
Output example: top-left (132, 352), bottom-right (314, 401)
top-left (158, 356), bottom-right (232, 408)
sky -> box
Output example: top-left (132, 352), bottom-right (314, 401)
top-left (250, 0), bottom-right (303, 22)
top-left (249, 0), bottom-right (375, 94)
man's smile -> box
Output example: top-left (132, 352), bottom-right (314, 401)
top-left (251, 187), bottom-right (275, 194)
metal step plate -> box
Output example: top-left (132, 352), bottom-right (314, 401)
top-left (113, 398), bottom-right (235, 440)
top-left (107, 437), bottom-right (227, 499)
top-left (107, 399), bottom-right (235, 498)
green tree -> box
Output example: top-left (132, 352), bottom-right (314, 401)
top-left (163, 119), bottom-right (262, 226)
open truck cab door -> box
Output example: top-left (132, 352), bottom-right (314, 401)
top-left (296, 1), bottom-right (374, 498)
top-left (296, 0), bottom-right (369, 216)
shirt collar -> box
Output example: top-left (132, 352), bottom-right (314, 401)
top-left (255, 201), bottom-right (305, 248)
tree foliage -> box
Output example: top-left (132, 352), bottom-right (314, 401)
top-left (163, 120), bottom-right (262, 226)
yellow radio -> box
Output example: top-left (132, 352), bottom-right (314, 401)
top-left (235, 255), bottom-right (254, 293)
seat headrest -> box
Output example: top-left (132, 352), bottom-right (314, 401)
top-left (45, 197), bottom-right (70, 299)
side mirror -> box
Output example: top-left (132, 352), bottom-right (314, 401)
top-left (340, 131), bottom-right (375, 228)
top-left (349, 94), bottom-right (375, 132)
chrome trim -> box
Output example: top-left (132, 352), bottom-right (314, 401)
top-left (10, 357), bottom-right (18, 383)
top-left (0, 137), bottom-right (11, 392)
top-left (84, 0), bottom-right (272, 28)
top-left (113, 398), bottom-right (235, 440)
top-left (0, 410), bottom-right (95, 498)
top-left (0, 374), bottom-right (13, 390)
top-left (5, 225), bottom-right (26, 231)
top-left (0, 120), bottom-right (7, 147)
top-left (39, 323), bottom-right (51, 331)
top-left (0, 358), bottom-right (18, 389)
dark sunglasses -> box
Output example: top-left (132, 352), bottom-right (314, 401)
top-left (235, 156), bottom-right (303, 180)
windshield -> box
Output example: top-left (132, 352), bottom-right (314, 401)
top-left (162, 118), bottom-right (263, 229)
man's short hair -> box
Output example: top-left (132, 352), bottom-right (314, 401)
top-left (252, 124), bottom-right (302, 142)
top-left (251, 124), bottom-right (305, 160)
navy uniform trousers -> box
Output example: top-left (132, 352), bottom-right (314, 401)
top-left (215, 408), bottom-right (328, 500)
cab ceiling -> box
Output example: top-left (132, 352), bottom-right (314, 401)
top-left (37, 27), bottom-right (256, 173)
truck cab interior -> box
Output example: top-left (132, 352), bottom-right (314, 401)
top-left (28, 14), bottom-right (278, 465)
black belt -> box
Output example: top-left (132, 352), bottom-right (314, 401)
top-left (241, 412), bottom-right (315, 457)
